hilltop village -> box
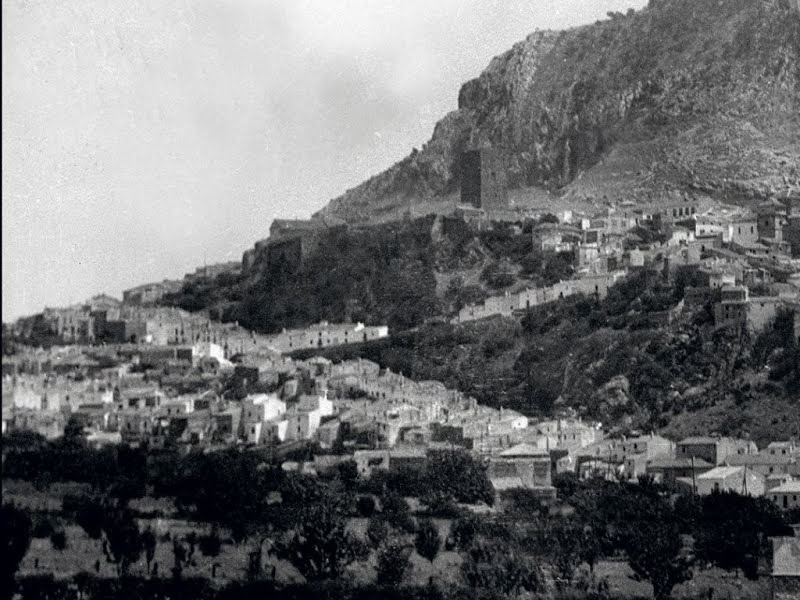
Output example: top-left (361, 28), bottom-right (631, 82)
top-left (5, 150), bottom-right (800, 516)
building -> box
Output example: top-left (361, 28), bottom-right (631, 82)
top-left (714, 285), bottom-right (749, 328)
top-left (460, 148), bottom-right (508, 211)
top-left (724, 453), bottom-right (797, 479)
top-left (454, 271), bottom-right (626, 324)
top-left (116, 386), bottom-right (163, 411)
top-left (676, 436), bottom-right (757, 465)
top-left (241, 394), bottom-right (287, 444)
top-left (488, 443), bottom-right (553, 491)
top-left (767, 441), bottom-right (800, 457)
top-left (122, 280), bottom-right (183, 306)
top-left (137, 346), bottom-right (195, 369)
top-left (646, 456), bottom-right (714, 487)
top-left (693, 465), bottom-right (765, 496)
top-left (769, 481), bottom-right (800, 511)
top-left (713, 286), bottom-right (796, 333)
top-left (184, 261), bottom-right (241, 283)
top-left (266, 321), bottom-right (389, 354)
top-left (532, 223), bottom-right (582, 253)
top-left (769, 537), bottom-right (800, 600)
top-left (695, 206), bottom-right (758, 245)
top-left (757, 206), bottom-right (788, 243)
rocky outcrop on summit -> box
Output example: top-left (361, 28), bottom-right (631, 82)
top-left (315, 0), bottom-right (800, 223)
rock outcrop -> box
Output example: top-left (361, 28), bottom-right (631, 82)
top-left (314, 0), bottom-right (800, 223)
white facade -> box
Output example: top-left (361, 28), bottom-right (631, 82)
top-left (242, 393), bottom-right (286, 423)
top-left (769, 481), bottom-right (800, 510)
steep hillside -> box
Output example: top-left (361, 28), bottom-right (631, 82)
top-left (164, 216), bottom-right (575, 334)
top-left (315, 0), bottom-right (800, 223)
top-left (292, 271), bottom-right (800, 446)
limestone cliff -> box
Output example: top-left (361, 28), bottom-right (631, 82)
top-left (315, 0), bottom-right (800, 223)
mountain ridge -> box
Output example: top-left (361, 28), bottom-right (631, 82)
top-left (314, 0), bottom-right (800, 224)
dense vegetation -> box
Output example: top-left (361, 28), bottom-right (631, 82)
top-left (163, 217), bottom-right (573, 334)
top-left (296, 268), bottom-right (800, 445)
top-left (4, 443), bottom-right (798, 600)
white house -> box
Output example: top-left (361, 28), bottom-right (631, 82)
top-left (769, 480), bottom-right (800, 511)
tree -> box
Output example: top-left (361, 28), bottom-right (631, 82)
top-left (625, 519), bottom-right (692, 600)
top-left (548, 522), bottom-right (583, 589)
top-left (275, 498), bottom-right (367, 581)
top-left (448, 515), bottom-right (478, 551)
top-left (142, 527), bottom-right (157, 574)
top-left (366, 517), bottom-right (390, 550)
top-left (172, 538), bottom-right (188, 579)
top-left (50, 527), bottom-right (68, 551)
top-left (199, 526), bottom-right (223, 558)
top-left (426, 450), bottom-right (494, 506)
top-left (381, 492), bottom-right (417, 534)
top-left (70, 495), bottom-right (105, 540)
top-left (695, 491), bottom-right (791, 579)
top-left (336, 460), bottom-right (359, 490)
top-left (100, 506), bottom-right (144, 577)
top-left (59, 415), bottom-right (87, 450)
top-left (415, 519), bottom-right (441, 564)
top-left (357, 495), bottom-right (376, 518)
top-left (461, 539), bottom-right (542, 596)
top-left (1, 504), bottom-right (32, 600)
top-left (376, 540), bottom-right (412, 586)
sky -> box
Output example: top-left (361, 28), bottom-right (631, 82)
top-left (2, 0), bottom-right (646, 321)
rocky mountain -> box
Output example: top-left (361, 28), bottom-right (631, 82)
top-left (315, 0), bottom-right (800, 223)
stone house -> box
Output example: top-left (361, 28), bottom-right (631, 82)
top-left (691, 465), bottom-right (765, 496)
top-left (676, 436), bottom-right (758, 465)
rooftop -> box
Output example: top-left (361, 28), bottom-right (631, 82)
top-left (697, 466), bottom-right (754, 480)
top-left (770, 480), bottom-right (800, 494)
top-left (724, 453), bottom-right (795, 466)
top-left (499, 443), bottom-right (548, 458)
top-left (647, 457), bottom-right (713, 469)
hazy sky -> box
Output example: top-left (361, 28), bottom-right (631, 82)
top-left (2, 0), bottom-right (646, 320)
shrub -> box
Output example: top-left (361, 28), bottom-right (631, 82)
top-left (32, 517), bottom-right (55, 539)
top-left (366, 517), bottom-right (390, 550)
top-left (49, 528), bottom-right (68, 551)
top-left (376, 541), bottom-right (412, 586)
top-left (357, 495), bottom-right (376, 518)
top-left (198, 527), bottom-right (222, 558)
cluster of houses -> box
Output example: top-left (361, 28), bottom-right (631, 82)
top-left (453, 271), bottom-right (627, 324)
top-left (28, 298), bottom-right (389, 357)
top-left (452, 195), bottom-right (800, 332)
top-left (5, 305), bottom-right (800, 514)
top-left (574, 433), bottom-right (800, 510)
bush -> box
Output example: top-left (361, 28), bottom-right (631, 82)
top-left (366, 518), bottom-right (390, 550)
top-left (32, 517), bottom-right (55, 539)
top-left (376, 541), bottom-right (412, 586)
top-left (421, 491), bottom-right (464, 518)
top-left (356, 496), bottom-right (376, 518)
top-left (448, 516), bottom-right (478, 551)
top-left (49, 528), bottom-right (68, 551)
top-left (381, 493), bottom-right (417, 534)
top-left (198, 527), bottom-right (222, 558)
